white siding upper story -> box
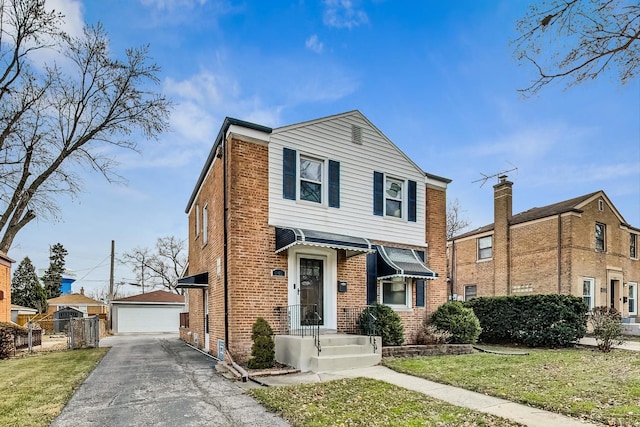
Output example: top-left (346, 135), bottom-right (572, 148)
top-left (267, 111), bottom-right (428, 248)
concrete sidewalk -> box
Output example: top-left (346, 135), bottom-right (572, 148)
top-left (578, 336), bottom-right (640, 351)
top-left (252, 365), bottom-right (599, 427)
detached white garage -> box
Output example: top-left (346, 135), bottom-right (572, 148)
top-left (111, 290), bottom-right (185, 333)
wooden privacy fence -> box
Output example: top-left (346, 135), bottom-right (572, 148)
top-left (68, 316), bottom-right (100, 349)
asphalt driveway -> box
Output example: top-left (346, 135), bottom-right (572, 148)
top-left (51, 334), bottom-right (289, 426)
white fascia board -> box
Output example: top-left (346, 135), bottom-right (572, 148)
top-left (226, 124), bottom-right (270, 145)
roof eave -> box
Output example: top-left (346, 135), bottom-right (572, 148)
top-left (184, 117), bottom-right (272, 213)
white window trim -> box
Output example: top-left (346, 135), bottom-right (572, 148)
top-left (629, 282), bottom-right (638, 316)
top-left (297, 153), bottom-right (326, 205)
top-left (477, 236), bottom-right (493, 261)
top-left (195, 203), bottom-right (200, 238)
top-left (202, 204), bottom-right (208, 246)
top-left (379, 278), bottom-right (411, 310)
top-left (583, 277), bottom-right (595, 310)
top-left (384, 175), bottom-right (405, 219)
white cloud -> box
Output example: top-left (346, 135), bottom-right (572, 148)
top-left (323, 0), bottom-right (368, 29)
top-left (140, 0), bottom-right (209, 10)
top-left (46, 0), bottom-right (85, 38)
top-left (305, 35), bottom-right (324, 53)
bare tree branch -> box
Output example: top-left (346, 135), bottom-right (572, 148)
top-left (514, 0), bottom-right (640, 95)
top-left (0, 1), bottom-right (171, 252)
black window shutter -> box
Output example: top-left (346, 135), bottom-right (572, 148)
top-left (366, 252), bottom-right (378, 304)
top-left (283, 148), bottom-right (296, 200)
top-left (408, 180), bottom-right (417, 222)
top-left (328, 160), bottom-right (340, 208)
top-left (416, 280), bottom-right (425, 307)
top-left (373, 171), bottom-right (383, 216)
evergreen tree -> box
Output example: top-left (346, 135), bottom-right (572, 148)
top-left (11, 257), bottom-right (48, 313)
top-left (42, 243), bottom-right (68, 299)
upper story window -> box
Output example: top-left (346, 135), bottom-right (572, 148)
top-left (631, 233), bottom-right (638, 259)
top-left (598, 199), bottom-right (604, 211)
top-left (373, 171), bottom-right (417, 222)
top-left (477, 236), bottom-right (492, 260)
top-left (595, 223), bottom-right (606, 252)
top-left (282, 148), bottom-right (340, 208)
top-left (195, 203), bottom-right (200, 238)
top-left (299, 156), bottom-right (323, 203)
top-left (385, 177), bottom-right (403, 218)
top-left (202, 204), bottom-right (208, 245)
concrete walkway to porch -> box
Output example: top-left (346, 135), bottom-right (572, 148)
top-left (578, 336), bottom-right (640, 351)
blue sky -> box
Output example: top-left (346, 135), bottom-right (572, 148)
top-left (8, 0), bottom-right (640, 296)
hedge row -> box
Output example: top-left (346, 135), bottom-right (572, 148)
top-left (465, 294), bottom-right (588, 347)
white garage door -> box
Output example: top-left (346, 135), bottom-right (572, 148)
top-left (114, 304), bottom-right (183, 333)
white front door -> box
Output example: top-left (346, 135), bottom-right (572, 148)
top-left (288, 247), bottom-right (337, 330)
top-left (297, 256), bottom-right (325, 326)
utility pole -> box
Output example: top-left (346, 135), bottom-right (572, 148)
top-left (109, 240), bottom-right (115, 301)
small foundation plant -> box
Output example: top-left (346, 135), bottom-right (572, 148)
top-left (589, 306), bottom-right (625, 352)
top-left (247, 317), bottom-right (275, 369)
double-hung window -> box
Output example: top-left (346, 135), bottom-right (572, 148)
top-left (583, 277), bottom-right (595, 310)
top-left (595, 223), bottom-right (606, 252)
top-left (202, 204), bottom-right (208, 245)
top-left (373, 171), bottom-right (417, 221)
top-left (299, 156), bottom-right (323, 203)
top-left (282, 148), bottom-right (340, 207)
top-left (385, 177), bottom-right (403, 218)
top-left (631, 233), bottom-right (638, 259)
top-left (477, 236), bottom-right (492, 260)
top-left (381, 277), bottom-right (409, 308)
top-left (464, 285), bottom-right (477, 301)
top-left (195, 203), bottom-right (200, 238)
top-left (629, 283), bottom-right (638, 316)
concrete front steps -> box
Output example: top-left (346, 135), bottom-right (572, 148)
top-left (275, 334), bottom-right (381, 372)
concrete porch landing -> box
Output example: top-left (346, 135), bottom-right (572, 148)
top-left (275, 334), bottom-right (381, 372)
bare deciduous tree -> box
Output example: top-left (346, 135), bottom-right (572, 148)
top-left (121, 236), bottom-right (187, 294)
top-left (514, 0), bottom-right (640, 95)
top-left (447, 198), bottom-right (471, 240)
top-left (0, 0), bottom-right (171, 253)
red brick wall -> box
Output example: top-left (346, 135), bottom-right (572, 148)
top-left (0, 254), bottom-right (11, 323)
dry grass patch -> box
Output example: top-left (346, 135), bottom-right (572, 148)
top-left (383, 346), bottom-right (640, 426)
top-left (0, 348), bottom-right (108, 427)
top-left (250, 377), bottom-right (522, 426)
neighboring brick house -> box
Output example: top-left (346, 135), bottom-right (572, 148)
top-left (449, 176), bottom-right (640, 321)
top-left (0, 252), bottom-right (14, 323)
top-left (178, 111), bottom-right (450, 365)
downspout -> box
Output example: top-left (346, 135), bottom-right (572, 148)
top-left (223, 133), bottom-right (229, 354)
top-left (557, 214), bottom-right (562, 294)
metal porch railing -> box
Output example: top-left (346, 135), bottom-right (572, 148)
top-left (275, 304), bottom-right (322, 355)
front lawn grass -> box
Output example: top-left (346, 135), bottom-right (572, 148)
top-left (383, 347), bottom-right (640, 426)
top-left (250, 377), bottom-right (522, 426)
top-left (0, 348), bottom-right (109, 427)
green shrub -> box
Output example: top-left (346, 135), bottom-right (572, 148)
top-left (247, 317), bottom-right (275, 369)
top-left (589, 306), bottom-right (625, 352)
top-left (430, 302), bottom-right (481, 344)
top-left (466, 294), bottom-right (588, 347)
top-left (360, 303), bottom-right (404, 346)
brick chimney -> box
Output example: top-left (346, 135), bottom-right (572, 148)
top-left (80, 286), bottom-right (84, 296)
top-left (493, 175), bottom-right (512, 295)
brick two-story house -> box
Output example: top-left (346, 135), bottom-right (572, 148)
top-left (177, 111), bottom-right (450, 369)
top-left (449, 176), bottom-right (640, 321)
top-left (0, 252), bottom-right (14, 323)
